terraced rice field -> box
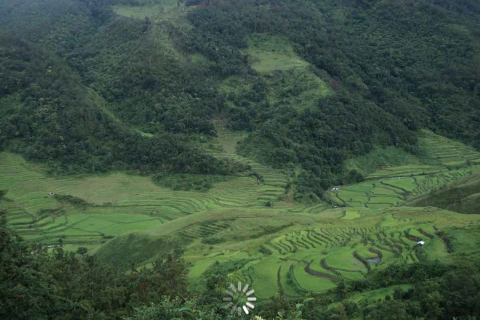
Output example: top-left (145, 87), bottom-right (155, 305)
top-left (139, 206), bottom-right (477, 299)
top-left (2, 128), bottom-right (480, 299)
top-left (419, 130), bottom-right (480, 166)
top-left (2, 129), bottom-right (478, 248)
top-left (0, 151), bottom-right (293, 247)
top-left (331, 131), bottom-right (480, 208)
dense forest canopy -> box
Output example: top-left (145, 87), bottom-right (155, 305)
top-left (0, 27), bottom-right (244, 176)
top-left (0, 0), bottom-right (479, 195)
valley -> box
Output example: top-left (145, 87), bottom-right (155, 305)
top-left (2, 127), bottom-right (480, 303)
top-left (1, 0), bottom-right (480, 318)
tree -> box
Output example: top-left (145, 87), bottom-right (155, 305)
top-left (123, 298), bottom-right (224, 320)
top-left (76, 247), bottom-right (88, 255)
top-left (0, 213), bottom-right (66, 320)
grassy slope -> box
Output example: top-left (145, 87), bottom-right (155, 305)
top-left (3, 123), bottom-right (480, 297)
top-left (92, 131), bottom-right (480, 300)
top-left (2, 128), bottom-right (480, 302)
top-left (219, 33), bottom-right (332, 114)
top-left (331, 130), bottom-right (480, 209)
top-left (409, 172), bottom-right (480, 214)
top-left (95, 205), bottom-right (480, 300)
top-left (247, 34), bottom-right (332, 110)
top-left (112, 0), bottom-right (203, 65)
top-left (245, 34), bottom-right (310, 73)
top-left (2, 0), bottom-right (480, 305)
top-left (0, 151), bottom-right (290, 247)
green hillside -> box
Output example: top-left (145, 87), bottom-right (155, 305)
top-left (95, 206), bottom-right (480, 296)
top-left (1, 0), bottom-right (480, 319)
top-left (409, 172), bottom-right (480, 214)
top-left (2, 0), bottom-right (480, 199)
top-left (2, 128), bottom-right (480, 311)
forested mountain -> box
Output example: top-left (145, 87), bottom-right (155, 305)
top-left (2, 1), bottom-right (480, 319)
top-left (1, 0), bottom-right (479, 198)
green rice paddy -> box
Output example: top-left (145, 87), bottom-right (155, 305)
top-left (2, 129), bottom-right (480, 301)
top-left (94, 205), bottom-right (479, 299)
top-left (331, 130), bottom-right (480, 209)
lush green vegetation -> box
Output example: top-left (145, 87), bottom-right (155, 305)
top-left (0, 151), bottom-right (285, 248)
top-left (3, 199), bottom-right (480, 319)
top-left (1, 0), bottom-right (480, 198)
top-left (180, 0), bottom-right (480, 199)
top-left (0, 4), bottom-right (244, 176)
top-left (2, 0), bottom-right (480, 319)
top-left (409, 172), bottom-right (480, 214)
top-left (2, 129), bottom-right (480, 319)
